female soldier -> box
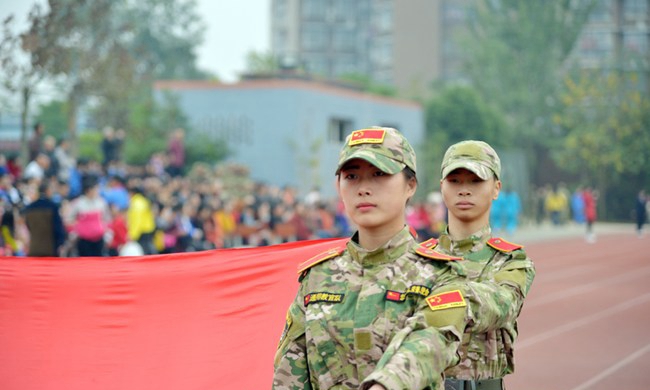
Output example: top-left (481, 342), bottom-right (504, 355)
top-left (420, 140), bottom-right (536, 390)
top-left (273, 127), bottom-right (469, 390)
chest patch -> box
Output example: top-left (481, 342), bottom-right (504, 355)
top-left (385, 285), bottom-right (431, 302)
top-left (304, 292), bottom-right (345, 306)
top-left (426, 290), bottom-right (467, 311)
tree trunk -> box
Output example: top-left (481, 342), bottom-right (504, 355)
top-left (67, 84), bottom-right (80, 158)
top-left (20, 85), bottom-right (31, 164)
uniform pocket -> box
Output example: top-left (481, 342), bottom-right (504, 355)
top-left (306, 317), bottom-right (347, 388)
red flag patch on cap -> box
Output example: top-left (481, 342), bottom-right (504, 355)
top-left (426, 290), bottom-right (467, 311)
top-left (349, 129), bottom-right (386, 146)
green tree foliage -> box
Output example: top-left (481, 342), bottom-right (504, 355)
top-left (338, 73), bottom-right (397, 97)
top-left (421, 85), bottom-right (510, 191)
top-left (20, 0), bottom-right (210, 154)
top-left (124, 91), bottom-right (229, 167)
top-left (34, 100), bottom-right (68, 140)
top-left (553, 72), bottom-right (650, 209)
top-left (0, 13), bottom-right (46, 162)
top-left (463, 0), bottom-right (597, 140)
top-left (245, 51), bottom-right (280, 75)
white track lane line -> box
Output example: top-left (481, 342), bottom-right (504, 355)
top-left (569, 342), bottom-right (650, 390)
top-left (518, 292), bottom-right (650, 350)
top-left (525, 266), bottom-right (650, 308)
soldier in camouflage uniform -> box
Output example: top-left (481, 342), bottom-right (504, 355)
top-left (273, 127), bottom-right (472, 390)
top-left (420, 140), bottom-right (536, 390)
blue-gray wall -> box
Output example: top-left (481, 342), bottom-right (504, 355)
top-left (156, 80), bottom-right (424, 198)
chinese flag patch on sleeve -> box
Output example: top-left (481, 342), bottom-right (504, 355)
top-left (426, 290), bottom-right (467, 311)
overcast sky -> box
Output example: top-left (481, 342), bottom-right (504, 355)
top-left (0, 0), bottom-right (271, 82)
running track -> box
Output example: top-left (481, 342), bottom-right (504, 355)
top-left (505, 230), bottom-right (650, 389)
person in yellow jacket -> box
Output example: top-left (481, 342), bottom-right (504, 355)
top-left (127, 186), bottom-right (157, 254)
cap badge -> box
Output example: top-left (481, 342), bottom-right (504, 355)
top-left (349, 129), bottom-right (386, 146)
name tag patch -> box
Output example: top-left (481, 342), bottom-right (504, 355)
top-left (385, 285), bottom-right (431, 302)
top-left (304, 292), bottom-right (344, 306)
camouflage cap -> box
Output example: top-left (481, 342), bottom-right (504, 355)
top-left (441, 140), bottom-right (501, 180)
top-left (336, 126), bottom-right (416, 175)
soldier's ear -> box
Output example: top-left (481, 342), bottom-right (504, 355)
top-left (493, 179), bottom-right (502, 200)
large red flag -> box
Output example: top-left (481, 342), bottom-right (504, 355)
top-left (0, 238), bottom-right (347, 390)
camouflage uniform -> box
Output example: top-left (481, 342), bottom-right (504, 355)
top-left (273, 127), bottom-right (470, 390)
top-left (273, 226), bottom-right (467, 390)
top-left (421, 228), bottom-right (535, 382)
top-left (435, 140), bottom-right (536, 389)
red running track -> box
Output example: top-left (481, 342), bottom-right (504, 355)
top-left (505, 232), bottom-right (650, 390)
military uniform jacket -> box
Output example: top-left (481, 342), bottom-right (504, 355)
top-left (273, 226), bottom-right (468, 390)
top-left (421, 226), bottom-right (536, 380)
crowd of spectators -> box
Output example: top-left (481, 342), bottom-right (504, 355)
top-left (0, 124), bottom-right (446, 257)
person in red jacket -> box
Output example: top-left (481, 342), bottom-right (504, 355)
top-left (107, 203), bottom-right (128, 256)
top-left (582, 186), bottom-right (598, 243)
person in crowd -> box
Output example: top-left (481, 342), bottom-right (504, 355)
top-left (571, 186), bottom-right (586, 224)
top-left (6, 154), bottom-right (22, 182)
top-left (106, 203), bottom-right (128, 256)
top-left (273, 127), bottom-right (467, 390)
top-left (166, 128), bottom-right (186, 177)
top-left (127, 185), bottom-right (157, 255)
top-left (53, 137), bottom-right (76, 183)
top-left (635, 190), bottom-right (648, 237)
top-left (23, 181), bottom-right (66, 257)
top-left (101, 126), bottom-right (120, 169)
top-left (42, 135), bottom-right (59, 179)
top-left (101, 175), bottom-right (130, 212)
top-left (582, 186), bottom-right (598, 243)
top-left (421, 140), bottom-right (536, 390)
top-left (502, 188), bottom-right (522, 235)
top-left (23, 153), bottom-right (51, 183)
top-left (28, 122), bottom-right (44, 162)
top-left (68, 175), bottom-right (110, 256)
top-left (545, 183), bottom-right (568, 225)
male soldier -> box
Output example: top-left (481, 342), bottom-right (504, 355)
top-left (420, 140), bottom-right (536, 390)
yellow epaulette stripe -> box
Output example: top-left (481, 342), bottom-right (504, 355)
top-left (487, 237), bottom-right (523, 252)
top-left (297, 243), bottom-right (348, 274)
top-left (419, 237), bottom-right (438, 249)
top-left (415, 246), bottom-right (462, 261)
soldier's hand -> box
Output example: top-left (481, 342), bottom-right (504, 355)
top-left (367, 384), bottom-right (386, 390)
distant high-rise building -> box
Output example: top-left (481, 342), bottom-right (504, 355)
top-left (270, 0), bottom-right (650, 96)
top-left (570, 0), bottom-right (649, 74)
top-left (270, 0), bottom-right (443, 97)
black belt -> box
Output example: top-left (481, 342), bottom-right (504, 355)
top-left (445, 378), bottom-right (504, 390)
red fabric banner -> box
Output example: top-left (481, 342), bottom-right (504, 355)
top-left (0, 238), bottom-right (347, 390)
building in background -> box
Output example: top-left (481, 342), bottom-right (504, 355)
top-left (570, 0), bottom-right (650, 79)
top-left (270, 0), bottom-right (444, 98)
top-left (154, 78), bottom-right (424, 197)
top-left (271, 0), bottom-right (650, 95)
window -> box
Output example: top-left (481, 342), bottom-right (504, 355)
top-left (328, 118), bottom-right (354, 142)
top-left (302, 24), bottom-right (328, 50)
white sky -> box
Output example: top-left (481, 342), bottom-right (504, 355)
top-left (0, 0), bottom-right (271, 83)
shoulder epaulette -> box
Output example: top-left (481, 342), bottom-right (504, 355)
top-left (297, 241), bottom-right (348, 274)
top-left (408, 225), bottom-right (419, 239)
top-left (487, 237), bottom-right (523, 252)
top-left (415, 244), bottom-right (462, 261)
top-left (419, 237), bottom-right (438, 249)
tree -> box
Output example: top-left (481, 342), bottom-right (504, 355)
top-left (420, 85), bottom-right (510, 192)
top-left (338, 73), bottom-right (397, 97)
top-left (553, 71), bottom-right (650, 219)
top-left (34, 100), bottom-right (68, 140)
top-left (0, 12), bottom-right (46, 163)
top-left (245, 51), bottom-right (280, 75)
top-left (20, 0), bottom-right (209, 156)
top-left (461, 0), bottom-right (598, 179)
